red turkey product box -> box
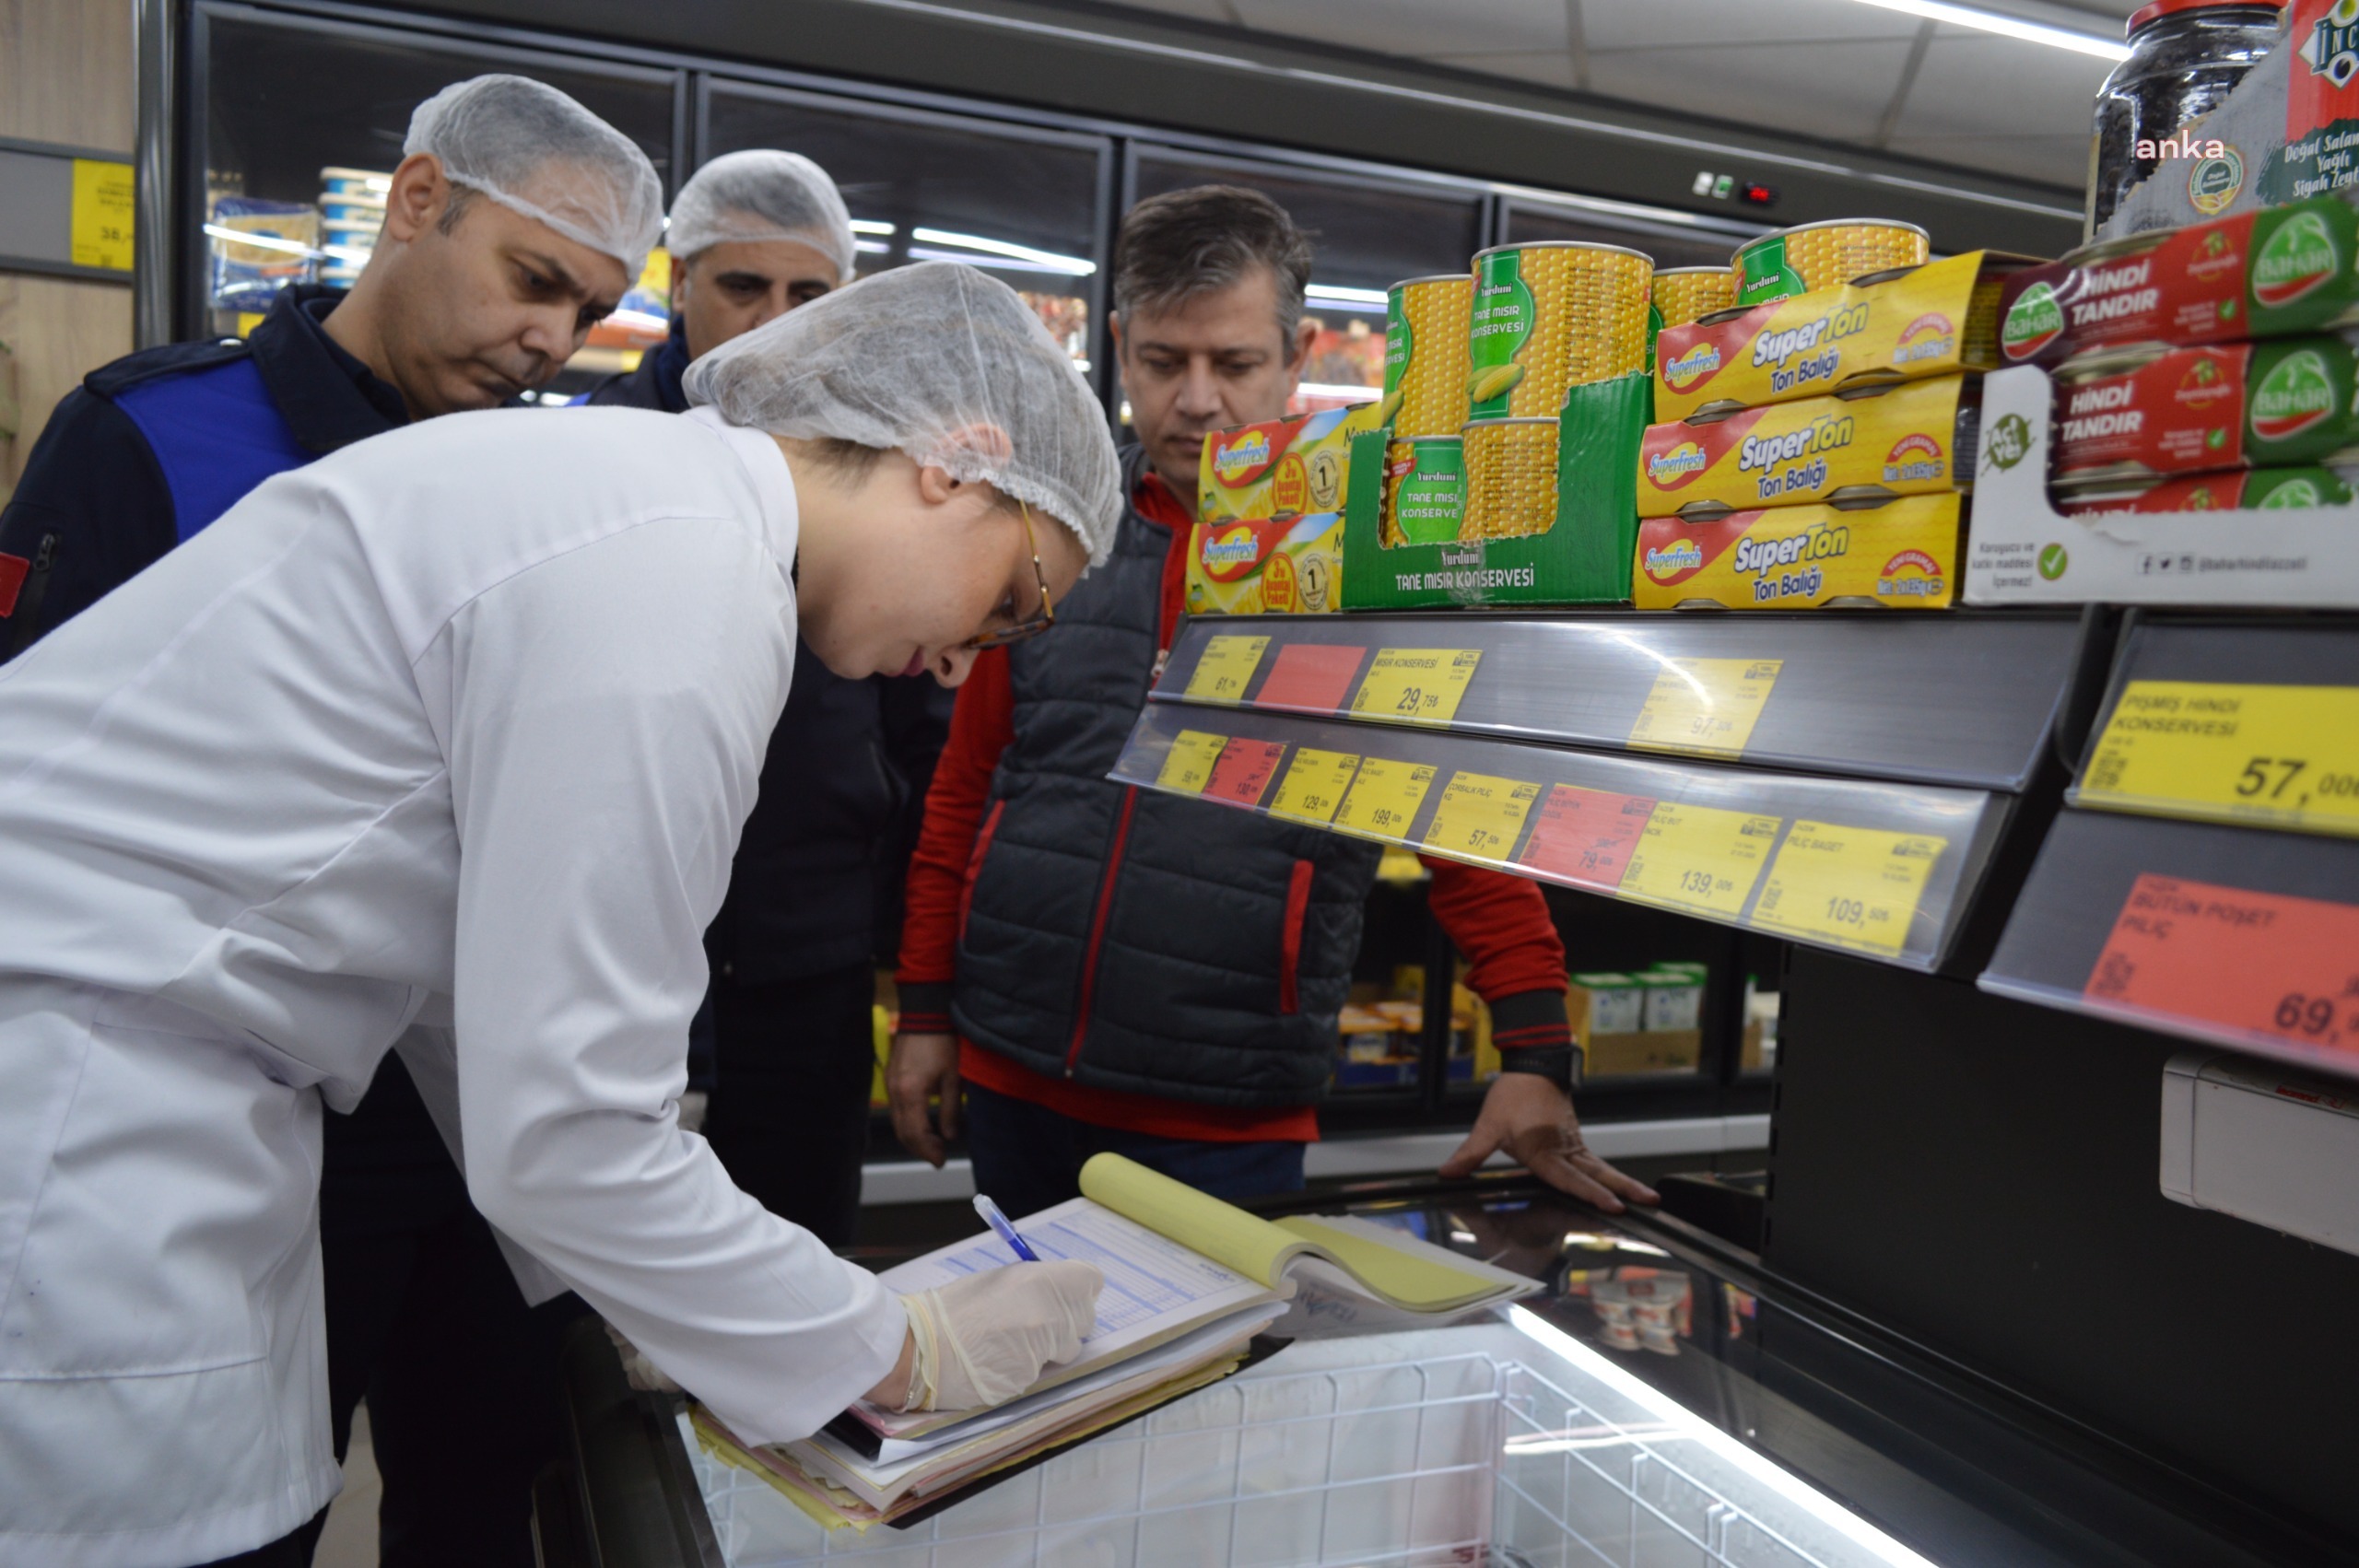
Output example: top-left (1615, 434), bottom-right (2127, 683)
top-left (2055, 466), bottom-right (2359, 517)
top-left (2049, 335), bottom-right (2359, 485)
top-left (2000, 197), bottom-right (2359, 372)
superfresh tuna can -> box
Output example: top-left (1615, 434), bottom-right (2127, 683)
top-left (1733, 219), bottom-right (1930, 308)
top-left (1651, 266), bottom-right (1739, 330)
top-left (1461, 417), bottom-right (1559, 538)
top-left (1467, 242), bottom-right (1654, 419)
top-left (1383, 275), bottom-right (1473, 438)
top-left (1381, 436), bottom-right (1465, 545)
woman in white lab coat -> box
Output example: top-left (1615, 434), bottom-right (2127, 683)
top-left (0, 261), bottom-right (1111, 1568)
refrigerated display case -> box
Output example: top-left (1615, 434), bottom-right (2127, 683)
top-left (538, 1176), bottom-right (2309, 1567)
top-left (700, 81), bottom-right (1110, 392)
top-left (185, 2), bottom-right (681, 380)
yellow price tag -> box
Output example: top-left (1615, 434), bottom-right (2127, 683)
top-left (1617, 801), bottom-right (1781, 917)
top-left (1349, 648), bottom-right (1482, 726)
top-left (1334, 756), bottom-right (1436, 841)
top-left (70, 159), bottom-right (135, 272)
top-left (1423, 772), bottom-right (1541, 863)
top-left (2080, 681), bottom-right (2359, 838)
top-left (1181, 635), bottom-right (1269, 705)
top-left (1753, 822), bottom-right (1948, 955)
top-left (1155, 730), bottom-right (1228, 793)
top-left (1627, 659), bottom-right (1783, 758)
top-left (1268, 747), bottom-right (1360, 825)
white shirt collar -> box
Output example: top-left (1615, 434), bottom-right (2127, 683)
top-left (683, 405), bottom-right (799, 571)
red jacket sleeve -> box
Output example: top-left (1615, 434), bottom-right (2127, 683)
top-left (894, 650), bottom-right (1015, 1030)
top-left (1421, 857), bottom-right (1573, 1051)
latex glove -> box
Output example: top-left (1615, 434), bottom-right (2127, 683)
top-left (897, 1259), bottom-right (1103, 1411)
top-left (603, 1319), bottom-right (683, 1394)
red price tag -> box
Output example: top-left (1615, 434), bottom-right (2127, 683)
top-left (1256, 643), bottom-right (1366, 714)
top-left (1203, 738), bottom-right (1286, 806)
top-left (2086, 873), bottom-right (2359, 1068)
top-left (1515, 784), bottom-right (1658, 891)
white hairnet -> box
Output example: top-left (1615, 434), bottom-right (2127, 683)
top-left (686, 261), bottom-right (1121, 567)
top-left (667, 150), bottom-right (856, 285)
top-left (405, 74), bottom-right (665, 278)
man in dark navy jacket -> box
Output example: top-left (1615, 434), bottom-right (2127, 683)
top-left (0, 75), bottom-right (660, 1568)
top-left (582, 150), bottom-right (951, 1248)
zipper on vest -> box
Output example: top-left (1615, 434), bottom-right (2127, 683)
top-left (1063, 785), bottom-right (1140, 1076)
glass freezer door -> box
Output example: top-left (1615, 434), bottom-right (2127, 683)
top-left (700, 81), bottom-right (1111, 394)
top-left (188, 3), bottom-right (683, 382)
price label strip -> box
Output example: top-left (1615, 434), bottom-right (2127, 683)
top-left (1155, 729), bottom-right (1229, 794)
top-left (1257, 642), bottom-right (1367, 713)
top-left (1180, 634), bottom-right (1269, 705)
top-left (1203, 738), bottom-right (1287, 807)
top-left (70, 159), bottom-right (135, 272)
top-left (1349, 648), bottom-right (1483, 727)
top-left (1753, 821), bottom-right (1949, 957)
top-left (1627, 659), bottom-right (1783, 759)
top-left (2086, 873), bottom-right (2359, 1066)
top-left (1422, 771), bottom-right (1542, 865)
top-left (1268, 747), bottom-right (1361, 825)
top-left (2078, 680), bottom-right (2359, 838)
top-left (1333, 756), bottom-right (1437, 841)
top-left (1515, 784), bottom-right (1659, 892)
top-left (1617, 801), bottom-right (1782, 918)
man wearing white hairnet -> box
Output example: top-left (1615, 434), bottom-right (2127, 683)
top-left (0, 72), bottom-right (668, 1568)
top-left (583, 151), bottom-right (947, 1252)
top-left (0, 262), bottom-right (1115, 1567)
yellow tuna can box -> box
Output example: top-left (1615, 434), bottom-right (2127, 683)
top-left (1632, 495), bottom-right (1961, 610)
top-left (1637, 373), bottom-right (1978, 521)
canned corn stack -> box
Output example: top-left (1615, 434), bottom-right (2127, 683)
top-left (1650, 266), bottom-right (1738, 330)
top-left (1382, 275), bottom-right (1473, 438)
top-left (1467, 242), bottom-right (1654, 419)
top-left (1733, 219), bottom-right (1929, 308)
top-left (1460, 417), bottom-right (1557, 540)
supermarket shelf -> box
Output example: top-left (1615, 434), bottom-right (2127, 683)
top-left (2067, 614), bottom-right (2359, 839)
top-left (858, 1116), bottom-right (1773, 1205)
top-left (1156, 609), bottom-right (2087, 791)
top-left (1112, 700), bottom-right (2012, 972)
top-left (1980, 809), bottom-right (2359, 1082)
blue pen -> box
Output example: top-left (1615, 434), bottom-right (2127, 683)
top-left (972, 1194), bottom-right (1040, 1261)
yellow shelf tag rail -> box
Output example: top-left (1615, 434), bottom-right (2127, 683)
top-left (1348, 648), bottom-right (1482, 726)
top-left (1268, 747), bottom-right (1361, 825)
top-left (1423, 771), bottom-right (1542, 863)
top-left (1180, 635), bottom-right (1269, 704)
top-left (1753, 822), bottom-right (1949, 955)
top-left (1156, 729), bottom-right (1229, 793)
top-left (70, 158), bottom-right (135, 272)
top-left (1619, 801), bottom-right (1782, 916)
top-left (1334, 756), bottom-right (1437, 840)
top-left (1627, 658), bottom-right (1782, 758)
top-left (2079, 681), bottom-right (2359, 838)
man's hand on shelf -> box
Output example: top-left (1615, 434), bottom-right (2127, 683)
top-left (1438, 1071), bottom-right (1661, 1214)
top-left (886, 1030), bottom-right (962, 1167)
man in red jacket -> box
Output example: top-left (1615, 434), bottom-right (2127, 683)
top-left (888, 186), bottom-right (1657, 1219)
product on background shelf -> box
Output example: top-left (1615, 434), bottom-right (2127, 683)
top-left (1731, 218), bottom-right (1929, 309)
top-left (1379, 435), bottom-right (1464, 546)
top-left (1381, 274), bottom-right (1472, 436)
top-left (1639, 374), bottom-right (1978, 520)
top-left (1649, 266), bottom-right (1737, 332)
top-left (1460, 416), bottom-right (1560, 540)
top-left (2003, 196), bottom-right (2359, 373)
top-left (2087, 0), bottom-right (2283, 240)
top-left (1467, 241), bottom-right (1654, 418)
top-left (1633, 494), bottom-right (1961, 610)
top-left (1659, 252), bottom-right (2035, 423)
top-left (1569, 965), bottom-right (1705, 1077)
top-left (2056, 464), bottom-right (2356, 515)
top-left (208, 195), bottom-right (318, 316)
top-left (315, 166), bottom-right (391, 293)
top-left (2049, 335), bottom-right (2359, 485)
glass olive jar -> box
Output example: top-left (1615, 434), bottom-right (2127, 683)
top-left (2088, 0), bottom-right (2284, 240)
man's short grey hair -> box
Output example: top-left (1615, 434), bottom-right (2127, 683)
top-left (1112, 185), bottom-right (1315, 345)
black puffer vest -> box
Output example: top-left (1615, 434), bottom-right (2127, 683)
top-left (950, 449), bottom-right (1384, 1106)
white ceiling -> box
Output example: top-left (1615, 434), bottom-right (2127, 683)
top-left (1090, 0), bottom-right (2143, 192)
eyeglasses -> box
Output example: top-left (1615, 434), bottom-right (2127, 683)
top-left (957, 499), bottom-right (1057, 650)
